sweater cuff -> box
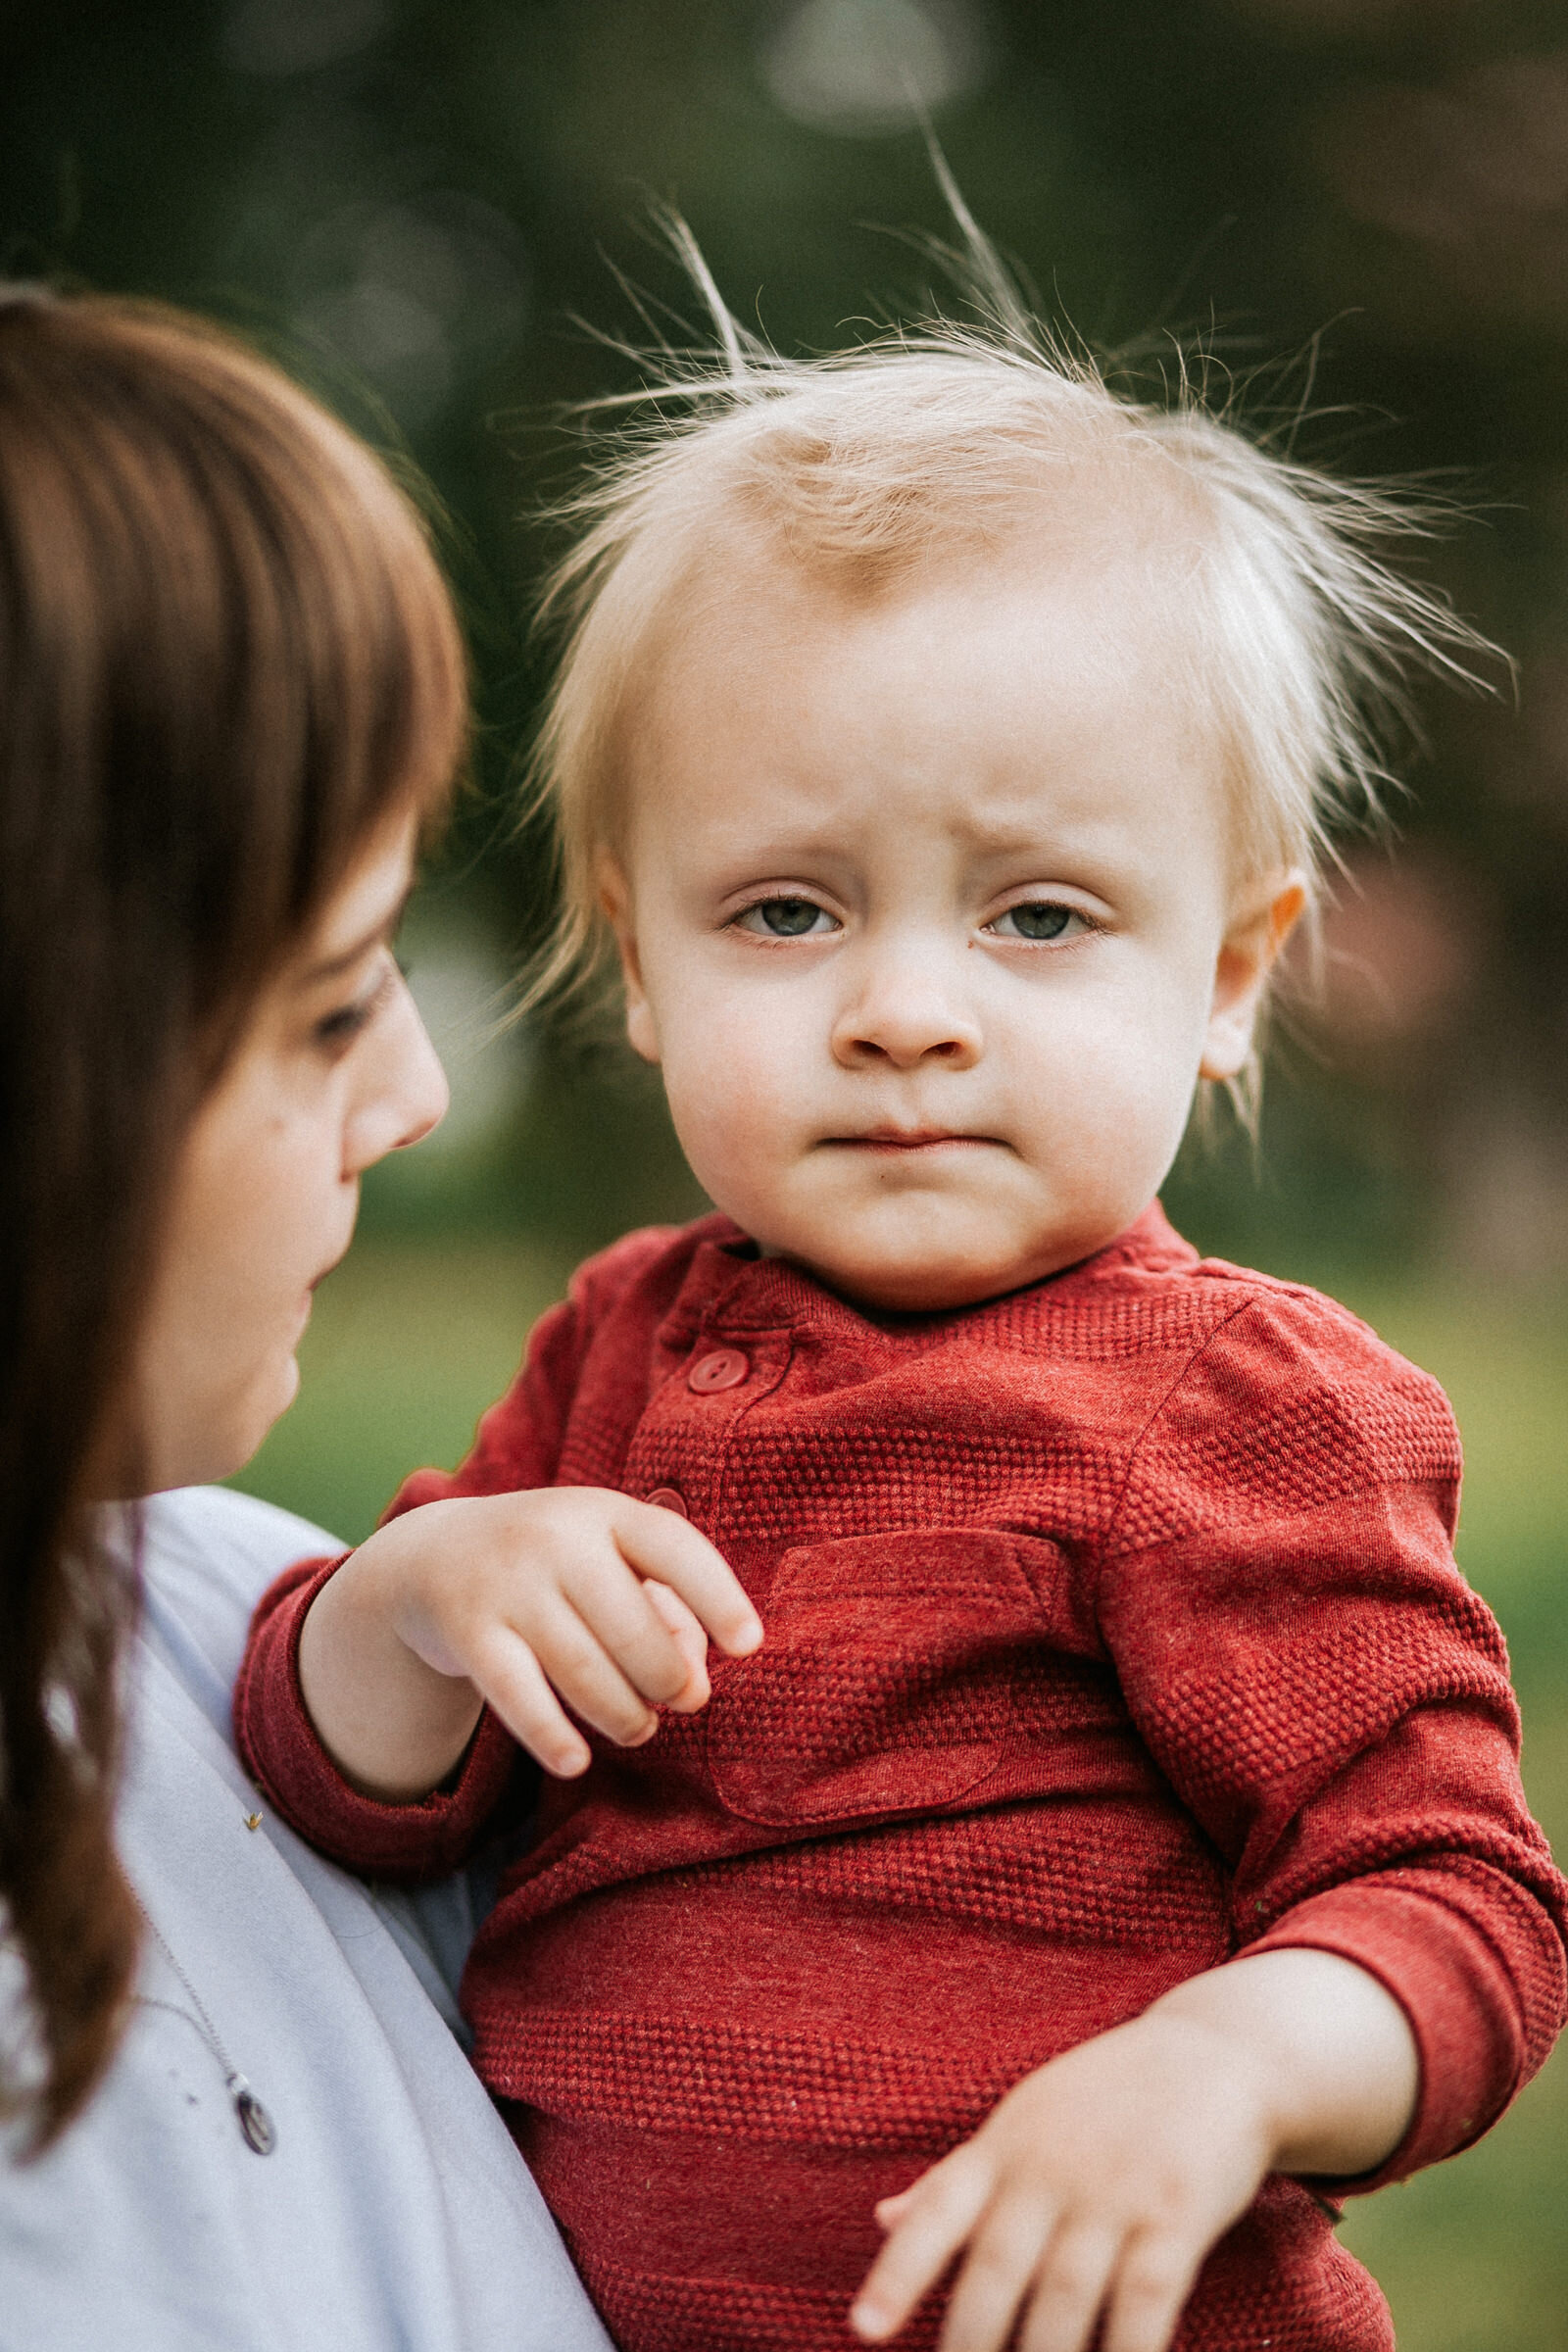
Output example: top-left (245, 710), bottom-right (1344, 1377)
top-left (1244, 1870), bottom-right (1531, 2192)
top-left (232, 1551), bottom-right (519, 1882)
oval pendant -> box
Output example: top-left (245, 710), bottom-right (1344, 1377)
top-left (233, 2084), bottom-right (276, 2155)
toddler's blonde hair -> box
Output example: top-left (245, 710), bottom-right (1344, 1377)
top-left (523, 196), bottom-right (1491, 1049)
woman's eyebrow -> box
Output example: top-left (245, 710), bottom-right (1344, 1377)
top-left (302, 887), bottom-right (415, 983)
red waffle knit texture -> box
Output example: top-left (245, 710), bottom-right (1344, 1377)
top-left (235, 1204), bottom-right (1568, 2352)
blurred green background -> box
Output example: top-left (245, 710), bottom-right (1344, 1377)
top-left (6, 1), bottom-right (1567, 2338)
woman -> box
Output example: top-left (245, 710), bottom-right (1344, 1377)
top-left (0, 285), bottom-right (611, 2350)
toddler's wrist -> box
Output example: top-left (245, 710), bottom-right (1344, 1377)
top-left (298, 1520), bottom-right (486, 1799)
top-left (1143, 1949), bottom-right (1420, 2180)
top-left (354, 1506), bottom-right (479, 1681)
top-left (1131, 1993), bottom-right (1283, 2166)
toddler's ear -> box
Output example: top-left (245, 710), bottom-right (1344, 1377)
top-left (597, 857), bottom-right (662, 1063)
top-left (1200, 871), bottom-right (1306, 1082)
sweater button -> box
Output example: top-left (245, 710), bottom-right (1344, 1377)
top-left (646, 1486), bottom-right (689, 1517)
top-left (688, 1348), bottom-right (749, 1394)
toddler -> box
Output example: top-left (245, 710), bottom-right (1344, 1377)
top-left (237, 263), bottom-right (1567, 2352)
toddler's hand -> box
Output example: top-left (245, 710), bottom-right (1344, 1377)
top-left (300, 1487), bottom-right (762, 1794)
top-left (850, 2006), bottom-right (1276, 2352)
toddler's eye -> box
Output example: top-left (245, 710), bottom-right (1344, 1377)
top-left (735, 898), bottom-right (837, 938)
top-left (989, 901), bottom-right (1083, 943)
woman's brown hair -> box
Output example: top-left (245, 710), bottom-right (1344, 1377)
top-left (0, 288), bottom-right (467, 2145)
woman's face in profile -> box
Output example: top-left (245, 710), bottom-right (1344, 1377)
top-left (122, 814), bottom-right (449, 1496)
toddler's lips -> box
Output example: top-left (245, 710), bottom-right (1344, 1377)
top-left (827, 1129), bottom-right (996, 1152)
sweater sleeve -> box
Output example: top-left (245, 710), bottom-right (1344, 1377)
top-left (1097, 1285), bottom-right (1568, 2190)
top-left (232, 1549), bottom-right (524, 1881)
top-left (233, 1269), bottom-right (607, 1879)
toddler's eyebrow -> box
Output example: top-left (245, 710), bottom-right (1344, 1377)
top-left (710, 810), bottom-right (1076, 863)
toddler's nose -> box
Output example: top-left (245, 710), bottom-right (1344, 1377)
top-left (830, 939), bottom-right (981, 1070)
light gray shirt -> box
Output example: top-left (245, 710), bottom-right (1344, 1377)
top-left (0, 1486), bottom-right (612, 2352)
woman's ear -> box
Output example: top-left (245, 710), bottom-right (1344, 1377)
top-left (597, 856), bottom-right (662, 1063)
top-left (1200, 870), bottom-right (1307, 1082)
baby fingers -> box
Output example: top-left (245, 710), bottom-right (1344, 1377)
top-left (608, 1495), bottom-right (763, 1659)
top-left (641, 1579), bottom-right (711, 1710)
top-left (937, 2195), bottom-right (1083, 2352)
top-left (465, 1627), bottom-right (595, 1779)
top-left (863, 2200), bottom-right (1188, 2352)
top-left (548, 1554), bottom-right (710, 1719)
top-left (853, 2141), bottom-right (1208, 2352)
top-left (470, 1592), bottom-right (690, 1774)
top-left (1097, 2229), bottom-right (1206, 2352)
top-left (1012, 2222), bottom-right (1120, 2352)
top-left (934, 2211), bottom-right (1202, 2352)
top-left (851, 2152), bottom-right (995, 2343)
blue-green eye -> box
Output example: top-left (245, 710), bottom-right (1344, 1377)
top-left (990, 902), bottom-right (1081, 942)
top-left (736, 898), bottom-right (836, 938)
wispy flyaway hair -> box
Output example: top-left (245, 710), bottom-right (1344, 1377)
top-left (524, 191), bottom-right (1492, 1012)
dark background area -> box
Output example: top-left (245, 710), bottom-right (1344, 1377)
top-left (8, 0), bottom-right (1568, 1281)
top-left (5, 4), bottom-right (1568, 2342)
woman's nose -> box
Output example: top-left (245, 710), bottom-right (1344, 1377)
top-left (830, 937), bottom-right (983, 1071)
top-left (344, 984), bottom-right (450, 1173)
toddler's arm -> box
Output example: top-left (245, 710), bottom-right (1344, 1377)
top-left (852, 1945), bottom-right (1417, 2352)
top-left (295, 1487), bottom-right (763, 1798)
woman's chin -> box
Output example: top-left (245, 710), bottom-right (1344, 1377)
top-left (140, 1352), bottom-right (304, 1495)
top-left (230, 1352), bottom-right (304, 1473)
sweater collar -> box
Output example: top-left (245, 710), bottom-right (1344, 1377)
top-left (668, 1200), bottom-right (1198, 1343)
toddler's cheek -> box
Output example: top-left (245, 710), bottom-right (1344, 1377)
top-left (1039, 1049), bottom-right (1193, 1214)
top-left (659, 1079), bottom-right (771, 1224)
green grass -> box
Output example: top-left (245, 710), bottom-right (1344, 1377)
top-left (230, 1237), bottom-right (580, 1545)
top-left (232, 1242), bottom-right (1568, 2350)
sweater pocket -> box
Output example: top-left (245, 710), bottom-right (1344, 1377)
top-left (705, 1528), bottom-right (1054, 1828)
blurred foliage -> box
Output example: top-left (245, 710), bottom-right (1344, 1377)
top-left (9, 5), bottom-right (1568, 2340)
top-left (7, 0), bottom-right (1568, 1272)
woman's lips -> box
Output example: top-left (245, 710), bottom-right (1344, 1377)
top-left (294, 1238), bottom-right (352, 1334)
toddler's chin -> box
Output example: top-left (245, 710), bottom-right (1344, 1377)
top-left (793, 1246), bottom-right (1041, 1317)
top-left (783, 1214), bottom-right (1136, 1314)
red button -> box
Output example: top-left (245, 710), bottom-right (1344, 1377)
top-left (688, 1348), bottom-right (749, 1394)
top-left (646, 1486), bottom-right (689, 1517)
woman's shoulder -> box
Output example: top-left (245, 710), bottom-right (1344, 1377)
top-left (0, 1488), bottom-right (614, 2352)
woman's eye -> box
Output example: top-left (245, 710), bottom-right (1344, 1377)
top-left (314, 998), bottom-right (374, 1048)
top-left (735, 898), bottom-right (837, 938)
top-left (313, 961), bottom-right (397, 1050)
top-left (989, 901), bottom-right (1084, 943)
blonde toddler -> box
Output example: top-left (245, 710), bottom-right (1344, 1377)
top-left (237, 250), bottom-right (1566, 2352)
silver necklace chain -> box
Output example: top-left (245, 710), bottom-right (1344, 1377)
top-left (133, 1897), bottom-right (276, 2155)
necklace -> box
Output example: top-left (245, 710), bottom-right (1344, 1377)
top-left (133, 1897), bottom-right (276, 2155)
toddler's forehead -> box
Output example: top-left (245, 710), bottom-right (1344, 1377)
top-left (635, 470), bottom-right (1212, 757)
top-left (617, 499), bottom-right (1245, 889)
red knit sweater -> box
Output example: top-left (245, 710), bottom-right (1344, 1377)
top-left (236, 1206), bottom-right (1567, 2352)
